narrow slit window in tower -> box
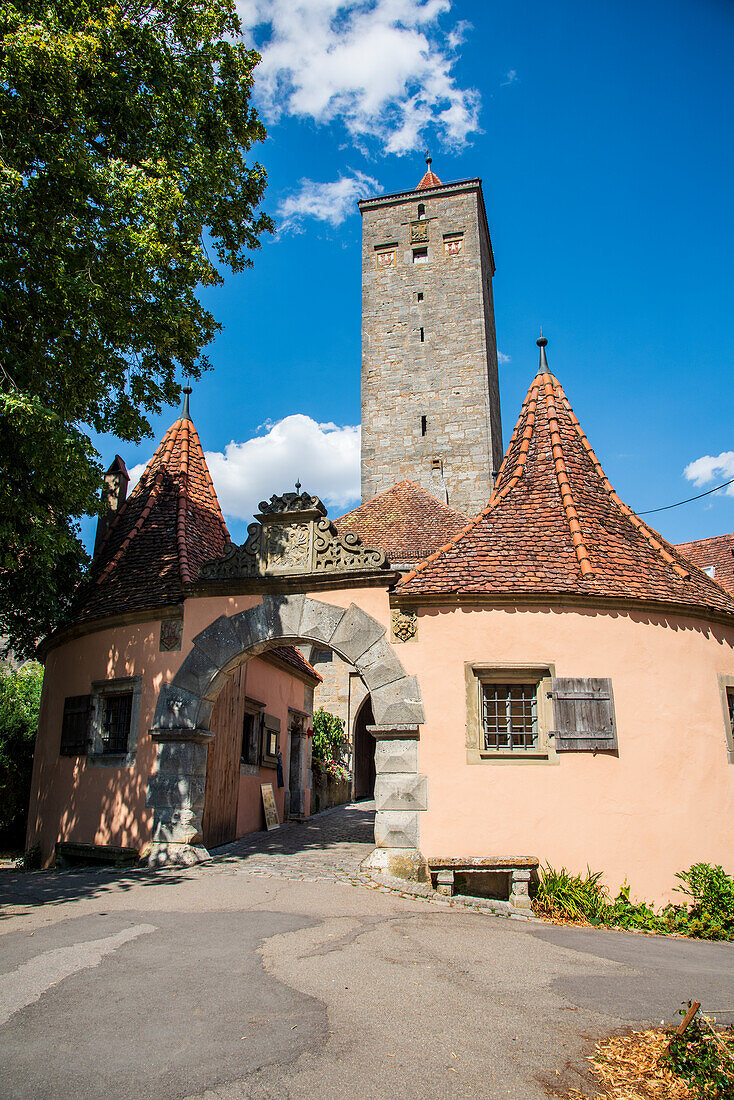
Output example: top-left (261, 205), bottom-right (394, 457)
top-left (421, 416), bottom-right (427, 436)
top-left (417, 292), bottom-right (424, 302)
top-left (417, 203), bottom-right (426, 219)
top-left (420, 327), bottom-right (424, 342)
top-left (412, 248), bottom-right (428, 264)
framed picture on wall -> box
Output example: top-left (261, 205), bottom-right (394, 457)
top-left (261, 714), bottom-right (280, 766)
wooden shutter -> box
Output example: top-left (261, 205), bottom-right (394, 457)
top-left (550, 678), bottom-right (617, 752)
top-left (262, 714), bottom-right (281, 764)
top-left (60, 695), bottom-right (92, 756)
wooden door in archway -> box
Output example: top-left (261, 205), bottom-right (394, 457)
top-left (202, 664), bottom-right (245, 847)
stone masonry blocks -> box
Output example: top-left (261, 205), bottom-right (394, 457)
top-left (191, 614), bottom-right (243, 671)
top-left (374, 811), bottom-right (420, 850)
top-left (329, 603), bottom-right (386, 664)
top-left (154, 740), bottom-right (209, 777)
top-left (354, 635), bottom-right (406, 691)
top-left (374, 774), bottom-right (428, 812)
top-left (173, 645), bottom-right (220, 699)
top-left (152, 683), bottom-right (212, 732)
top-left (298, 599), bottom-right (347, 646)
top-left (373, 738), bottom-right (418, 774)
top-left (370, 675), bottom-right (425, 725)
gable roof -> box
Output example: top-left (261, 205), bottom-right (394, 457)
top-left (72, 391), bottom-right (229, 623)
top-left (399, 340), bottom-right (734, 619)
top-left (266, 645), bottom-right (323, 684)
top-left (676, 533), bottom-right (734, 596)
top-left (336, 480), bottom-right (470, 565)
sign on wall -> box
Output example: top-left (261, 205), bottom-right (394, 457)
top-left (260, 783), bottom-right (280, 831)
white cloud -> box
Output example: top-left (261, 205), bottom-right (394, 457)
top-left (208, 415), bottom-right (361, 521)
top-left (500, 69), bottom-right (518, 87)
top-left (497, 351), bottom-right (511, 364)
top-left (128, 415), bottom-right (361, 524)
top-left (277, 170), bottom-right (381, 231)
top-left (239, 0), bottom-right (481, 154)
top-left (684, 451), bottom-right (734, 498)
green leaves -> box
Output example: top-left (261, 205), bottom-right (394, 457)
top-left (0, 0), bottom-right (272, 655)
top-left (0, 661), bottom-right (43, 845)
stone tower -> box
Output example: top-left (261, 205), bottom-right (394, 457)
top-left (358, 157), bottom-right (503, 515)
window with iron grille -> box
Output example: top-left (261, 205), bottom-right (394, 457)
top-left (482, 683), bottom-right (538, 750)
top-left (60, 695), bottom-right (92, 756)
top-left (728, 688), bottom-right (734, 739)
top-left (100, 692), bottom-right (133, 754)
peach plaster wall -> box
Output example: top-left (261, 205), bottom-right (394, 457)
top-left (396, 602), bottom-right (734, 906)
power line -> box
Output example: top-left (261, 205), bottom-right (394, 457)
top-left (638, 476), bottom-right (734, 516)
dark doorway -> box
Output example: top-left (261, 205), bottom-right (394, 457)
top-left (353, 699), bottom-right (376, 800)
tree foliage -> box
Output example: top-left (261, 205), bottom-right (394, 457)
top-left (0, 0), bottom-right (272, 655)
top-left (0, 661), bottom-right (43, 847)
top-left (311, 707), bottom-right (349, 782)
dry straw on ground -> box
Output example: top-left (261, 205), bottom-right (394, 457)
top-left (561, 1029), bottom-right (694, 1099)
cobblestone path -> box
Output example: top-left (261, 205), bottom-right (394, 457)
top-left (202, 801), bottom-right (377, 885)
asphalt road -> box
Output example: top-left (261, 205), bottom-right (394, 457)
top-left (1, 807), bottom-right (732, 1099)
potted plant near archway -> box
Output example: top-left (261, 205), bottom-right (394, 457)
top-left (311, 708), bottom-right (350, 813)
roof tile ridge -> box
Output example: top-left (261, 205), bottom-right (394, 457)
top-left (543, 374), bottom-right (593, 576)
top-left (96, 420), bottom-right (180, 584)
top-left (176, 418), bottom-right (192, 585)
top-left (563, 398), bottom-right (690, 580)
top-left (400, 378), bottom-right (542, 587)
top-left (186, 418), bottom-right (230, 541)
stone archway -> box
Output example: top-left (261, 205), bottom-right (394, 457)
top-left (146, 594), bottom-right (427, 877)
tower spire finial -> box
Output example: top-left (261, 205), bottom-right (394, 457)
top-left (425, 148), bottom-right (432, 167)
top-left (536, 330), bottom-right (548, 371)
top-left (181, 381), bottom-right (192, 421)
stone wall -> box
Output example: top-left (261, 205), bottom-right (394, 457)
top-left (359, 180), bottom-right (503, 515)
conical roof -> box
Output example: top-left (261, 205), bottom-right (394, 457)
top-left (416, 153), bottom-right (442, 191)
top-left (400, 340), bottom-right (734, 618)
top-left (337, 480), bottom-right (470, 564)
top-left (73, 391), bottom-right (229, 623)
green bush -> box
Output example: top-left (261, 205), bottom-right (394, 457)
top-left (0, 661), bottom-right (43, 849)
top-left (533, 862), bottom-right (734, 940)
top-left (664, 1004), bottom-right (734, 1099)
top-left (311, 708), bottom-right (349, 782)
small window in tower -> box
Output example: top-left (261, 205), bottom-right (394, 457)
top-left (419, 327), bottom-right (424, 342)
top-left (417, 203), bottom-right (426, 220)
top-left (421, 416), bottom-right (427, 436)
top-left (417, 292), bottom-right (424, 302)
top-left (413, 248), bottom-right (428, 264)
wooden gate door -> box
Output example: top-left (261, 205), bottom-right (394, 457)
top-left (202, 664), bottom-right (246, 848)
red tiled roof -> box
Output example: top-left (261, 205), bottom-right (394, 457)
top-left (676, 533), bottom-right (734, 595)
top-left (267, 645), bottom-right (323, 683)
top-left (72, 399), bottom-right (229, 623)
top-left (416, 168), bottom-right (443, 191)
top-left (336, 480), bottom-right (470, 564)
top-left (399, 349), bottom-right (734, 619)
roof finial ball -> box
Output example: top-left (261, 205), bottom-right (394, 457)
top-left (425, 148), bottom-right (432, 167)
top-left (536, 331), bottom-right (548, 371)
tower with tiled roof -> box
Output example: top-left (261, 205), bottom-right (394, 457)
top-left (76, 387), bottom-right (230, 624)
top-left (358, 154), bottom-right (503, 515)
top-left (399, 337), bottom-right (734, 619)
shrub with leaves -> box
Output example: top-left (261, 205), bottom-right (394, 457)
top-left (0, 661), bottom-right (43, 848)
top-left (533, 862), bottom-right (734, 940)
top-left (311, 708), bottom-right (349, 783)
top-left (664, 1004), bottom-right (734, 1099)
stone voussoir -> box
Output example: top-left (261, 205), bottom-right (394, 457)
top-left (354, 635), bottom-right (406, 691)
top-left (370, 675), bottom-right (425, 725)
top-left (329, 603), bottom-right (386, 664)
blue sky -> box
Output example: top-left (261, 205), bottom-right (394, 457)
top-left (86, 0), bottom-right (734, 550)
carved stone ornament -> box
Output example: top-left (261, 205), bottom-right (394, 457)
top-left (391, 609), bottom-right (417, 643)
top-left (159, 617), bottom-right (183, 652)
top-left (199, 488), bottom-right (389, 581)
top-left (410, 220), bottom-right (429, 244)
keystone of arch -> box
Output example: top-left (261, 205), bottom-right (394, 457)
top-left (154, 595), bottom-right (425, 734)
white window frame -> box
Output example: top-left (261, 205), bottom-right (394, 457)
top-left (718, 674), bottom-right (734, 764)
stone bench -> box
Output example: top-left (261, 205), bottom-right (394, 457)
top-left (427, 857), bottom-right (539, 911)
top-left (55, 841), bottom-right (139, 868)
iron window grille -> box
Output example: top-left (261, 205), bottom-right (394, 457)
top-left (101, 692), bottom-right (133, 754)
top-left (728, 688), bottom-right (734, 738)
top-left (482, 683), bottom-right (538, 750)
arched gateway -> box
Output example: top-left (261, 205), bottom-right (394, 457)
top-left (147, 594), bottom-right (427, 875)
